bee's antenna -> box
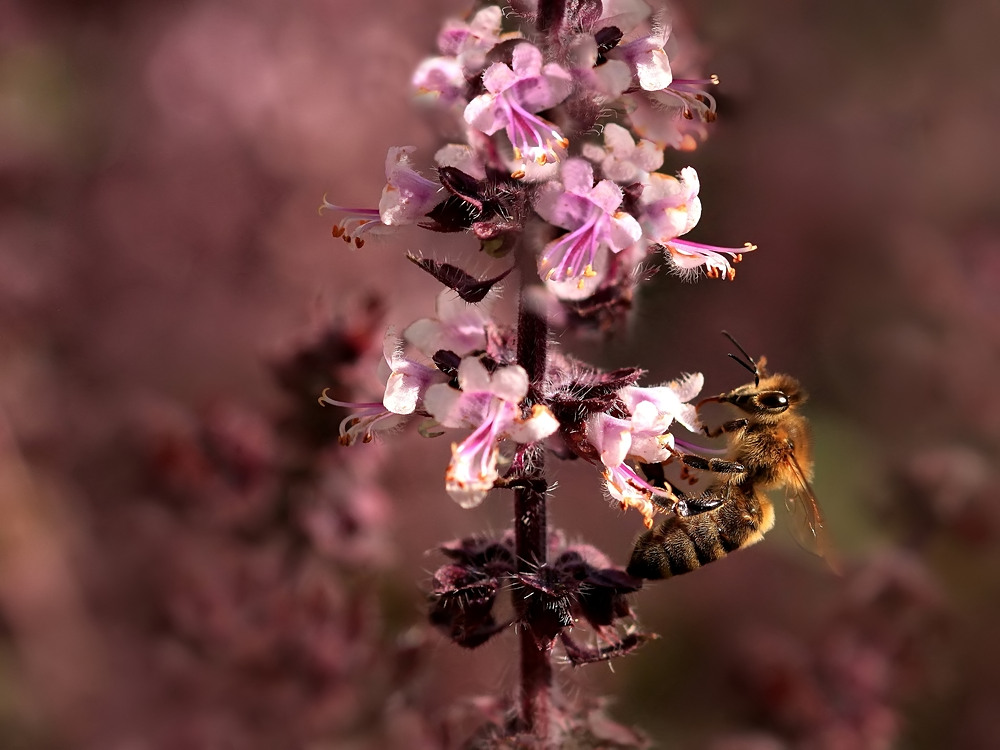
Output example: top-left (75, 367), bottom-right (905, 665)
top-left (721, 331), bottom-right (759, 387)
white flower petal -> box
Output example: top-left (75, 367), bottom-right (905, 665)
top-left (506, 404), bottom-right (560, 443)
top-left (423, 383), bottom-right (465, 427)
top-left (456, 356), bottom-right (493, 394)
top-left (489, 364), bottom-right (530, 404)
top-left (669, 371), bottom-right (704, 403)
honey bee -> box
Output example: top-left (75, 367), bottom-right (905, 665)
top-left (627, 333), bottom-right (835, 579)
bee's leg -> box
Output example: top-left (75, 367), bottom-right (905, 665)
top-left (702, 418), bottom-right (748, 438)
top-left (638, 463), bottom-right (694, 517)
top-left (675, 493), bottom-right (726, 517)
top-left (678, 453), bottom-right (745, 475)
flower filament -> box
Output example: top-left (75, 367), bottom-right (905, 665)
top-left (319, 198), bottom-right (382, 248)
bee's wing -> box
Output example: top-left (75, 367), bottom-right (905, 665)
top-left (783, 453), bottom-right (841, 574)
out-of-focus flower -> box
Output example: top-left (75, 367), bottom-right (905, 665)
top-left (534, 158), bottom-right (642, 295)
top-left (437, 5), bottom-right (513, 77)
top-left (403, 289), bottom-right (494, 358)
top-left (565, 33), bottom-right (632, 98)
top-left (412, 55), bottom-right (466, 104)
top-left (320, 146), bottom-right (441, 246)
top-left (434, 143), bottom-right (487, 181)
top-left (582, 123), bottom-right (664, 184)
top-left (596, 0), bottom-right (653, 35)
top-left (464, 43), bottom-right (573, 176)
top-left (424, 357), bottom-right (559, 507)
top-left (626, 76), bottom-right (717, 151)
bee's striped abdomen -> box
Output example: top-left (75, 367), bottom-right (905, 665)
top-left (627, 489), bottom-right (774, 580)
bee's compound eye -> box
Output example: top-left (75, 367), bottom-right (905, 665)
top-left (759, 392), bottom-right (789, 410)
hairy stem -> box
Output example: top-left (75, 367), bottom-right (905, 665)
top-left (536, 0), bottom-right (565, 36)
top-left (513, 293), bottom-right (551, 738)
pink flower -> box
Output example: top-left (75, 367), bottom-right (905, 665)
top-left (433, 143), bottom-right (486, 181)
top-left (424, 358), bottom-right (559, 508)
top-left (581, 123), bottom-right (664, 184)
top-left (565, 34), bottom-right (631, 99)
top-left (625, 75), bottom-right (719, 152)
top-left (619, 372), bottom-right (704, 437)
top-left (403, 289), bottom-right (494, 358)
top-left (638, 166), bottom-right (755, 280)
top-left (533, 158), bottom-right (642, 295)
top-left (320, 146), bottom-right (440, 247)
top-left (437, 6), bottom-right (513, 77)
top-left (608, 22), bottom-right (673, 92)
top-left (412, 56), bottom-right (466, 105)
top-left (319, 332), bottom-right (440, 444)
top-left (464, 43), bottom-right (573, 176)
top-left (596, 0), bottom-right (653, 35)
top-left (585, 372), bottom-right (704, 526)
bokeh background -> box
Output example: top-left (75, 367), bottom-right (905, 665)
top-left (2, 0), bottom-right (998, 747)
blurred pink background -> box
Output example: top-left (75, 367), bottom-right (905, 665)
top-left (2, 0), bottom-right (998, 747)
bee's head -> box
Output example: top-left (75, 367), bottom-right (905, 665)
top-left (696, 333), bottom-right (808, 419)
top-left (718, 372), bottom-right (807, 417)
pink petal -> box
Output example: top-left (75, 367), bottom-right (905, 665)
top-left (608, 212), bottom-right (642, 251)
top-left (456, 356), bottom-right (493, 394)
top-left (511, 43), bottom-right (543, 76)
top-left (481, 60), bottom-right (516, 93)
top-left (590, 413), bottom-right (632, 468)
top-left (669, 372), bottom-right (704, 403)
top-left (464, 93), bottom-right (507, 135)
top-left (423, 383), bottom-right (466, 428)
top-left (635, 49), bottom-right (672, 91)
top-left (533, 182), bottom-right (595, 230)
top-left (589, 179), bottom-right (625, 214)
top-left (489, 365), bottom-right (529, 404)
top-left (560, 158), bottom-right (595, 195)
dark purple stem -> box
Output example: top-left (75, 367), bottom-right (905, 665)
top-left (536, 0), bottom-right (565, 36)
top-left (513, 293), bottom-right (551, 738)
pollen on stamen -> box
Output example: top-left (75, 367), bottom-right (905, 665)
top-left (583, 264), bottom-right (597, 278)
top-left (511, 168), bottom-right (527, 179)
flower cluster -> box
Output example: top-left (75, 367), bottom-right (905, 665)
top-left (325, 281), bottom-right (703, 524)
top-left (322, 0), bottom-right (755, 324)
top-left (318, 1), bottom-right (765, 744)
